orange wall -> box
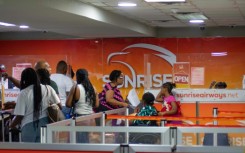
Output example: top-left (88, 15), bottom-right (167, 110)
top-left (1, 38), bottom-right (245, 146)
top-left (1, 38), bottom-right (245, 93)
top-left (2, 37), bottom-right (245, 117)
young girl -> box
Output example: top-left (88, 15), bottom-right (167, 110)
top-left (132, 92), bottom-right (158, 126)
top-left (156, 82), bottom-right (181, 117)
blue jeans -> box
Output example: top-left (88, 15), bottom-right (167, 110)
top-left (21, 117), bottom-right (49, 142)
top-left (75, 114), bottom-right (89, 143)
top-left (62, 106), bottom-right (72, 119)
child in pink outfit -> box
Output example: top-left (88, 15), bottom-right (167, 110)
top-left (156, 82), bottom-right (181, 123)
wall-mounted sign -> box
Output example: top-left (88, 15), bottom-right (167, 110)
top-left (191, 67), bottom-right (205, 85)
top-left (173, 62), bottom-right (190, 88)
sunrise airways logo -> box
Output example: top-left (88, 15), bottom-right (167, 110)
top-left (102, 43), bottom-right (176, 88)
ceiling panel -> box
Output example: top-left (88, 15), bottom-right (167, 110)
top-left (0, 0), bottom-right (244, 39)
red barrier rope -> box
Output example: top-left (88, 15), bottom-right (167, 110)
top-left (165, 124), bottom-right (245, 128)
top-left (106, 114), bottom-right (245, 122)
top-left (218, 110), bottom-right (245, 114)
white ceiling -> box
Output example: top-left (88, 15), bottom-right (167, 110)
top-left (0, 0), bottom-right (244, 40)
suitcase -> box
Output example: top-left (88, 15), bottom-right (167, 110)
top-left (1, 112), bottom-right (21, 142)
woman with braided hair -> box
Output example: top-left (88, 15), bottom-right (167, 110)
top-left (10, 68), bottom-right (60, 142)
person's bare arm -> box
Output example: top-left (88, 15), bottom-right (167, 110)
top-left (95, 92), bottom-right (99, 108)
top-left (66, 85), bottom-right (78, 108)
top-left (3, 73), bottom-right (20, 88)
top-left (106, 90), bottom-right (128, 107)
top-left (93, 87), bottom-right (99, 108)
top-left (10, 115), bottom-right (23, 129)
top-left (155, 89), bottom-right (163, 102)
top-left (209, 81), bottom-right (216, 89)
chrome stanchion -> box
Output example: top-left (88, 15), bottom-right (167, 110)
top-left (161, 120), bottom-right (167, 145)
top-left (120, 143), bottom-right (129, 153)
top-left (101, 112), bottom-right (106, 144)
top-left (196, 101), bottom-right (200, 145)
top-left (70, 117), bottom-right (76, 143)
top-left (170, 127), bottom-right (177, 152)
top-left (9, 128), bottom-right (12, 142)
top-left (18, 131), bottom-right (21, 143)
top-left (40, 126), bottom-right (47, 143)
top-left (125, 107), bottom-right (129, 144)
top-left (213, 107), bottom-right (218, 146)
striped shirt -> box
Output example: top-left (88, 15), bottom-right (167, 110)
top-left (99, 83), bottom-right (124, 110)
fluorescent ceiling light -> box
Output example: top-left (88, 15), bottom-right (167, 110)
top-left (19, 25), bottom-right (29, 29)
top-left (189, 20), bottom-right (204, 23)
top-left (118, 2), bottom-right (137, 7)
top-left (211, 52), bottom-right (227, 56)
top-left (174, 13), bottom-right (208, 20)
top-left (145, 0), bottom-right (185, 2)
top-left (0, 22), bottom-right (16, 27)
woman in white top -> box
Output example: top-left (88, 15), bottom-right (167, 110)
top-left (66, 68), bottom-right (99, 143)
top-left (10, 68), bottom-right (61, 142)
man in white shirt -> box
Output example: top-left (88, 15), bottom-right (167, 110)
top-left (50, 60), bottom-right (74, 117)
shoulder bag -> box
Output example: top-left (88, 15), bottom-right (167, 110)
top-left (46, 86), bottom-right (65, 123)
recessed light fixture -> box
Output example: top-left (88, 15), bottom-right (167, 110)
top-left (145, 0), bottom-right (185, 2)
top-left (189, 19), bottom-right (204, 23)
top-left (0, 22), bottom-right (16, 27)
top-left (174, 13), bottom-right (208, 20)
top-left (19, 25), bottom-right (29, 29)
top-left (211, 52), bottom-right (227, 56)
top-left (118, 2), bottom-right (137, 7)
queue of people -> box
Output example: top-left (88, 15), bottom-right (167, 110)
top-left (1, 59), bottom-right (185, 143)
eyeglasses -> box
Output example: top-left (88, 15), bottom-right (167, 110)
top-left (118, 76), bottom-right (124, 79)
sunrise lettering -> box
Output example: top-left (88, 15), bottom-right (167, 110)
top-left (103, 74), bottom-right (172, 88)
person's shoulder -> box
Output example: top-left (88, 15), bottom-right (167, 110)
top-left (50, 80), bottom-right (58, 87)
top-left (50, 73), bottom-right (59, 81)
top-left (170, 95), bottom-right (175, 98)
top-left (62, 74), bottom-right (73, 81)
top-left (169, 95), bottom-right (176, 100)
top-left (40, 84), bottom-right (48, 91)
top-left (148, 105), bottom-right (157, 110)
top-left (19, 85), bottom-right (33, 98)
top-left (49, 81), bottom-right (59, 94)
top-left (102, 82), bottom-right (110, 89)
top-left (22, 85), bottom-right (33, 92)
top-left (50, 73), bottom-right (57, 77)
top-left (41, 84), bottom-right (57, 93)
top-left (41, 84), bottom-right (50, 89)
top-left (50, 73), bottom-right (63, 78)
